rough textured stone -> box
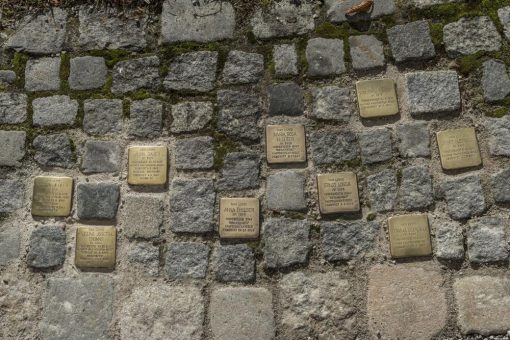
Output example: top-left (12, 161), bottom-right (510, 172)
top-left (68, 56), bottom-right (107, 90)
top-left (171, 101), bottom-right (213, 133)
top-left (83, 99), bottom-right (123, 135)
top-left (27, 225), bottom-right (66, 269)
top-left (0, 93), bottom-right (27, 124)
top-left (128, 99), bottom-right (163, 139)
top-left (40, 276), bottom-right (113, 340)
top-left (321, 221), bottom-right (379, 261)
top-left (435, 219), bottom-right (465, 261)
top-left (32, 95), bottom-right (78, 127)
top-left (396, 121), bottom-right (430, 158)
top-left (405, 71), bottom-right (461, 115)
top-left (169, 178), bottom-right (215, 233)
top-left (165, 242), bottom-right (210, 279)
top-left (217, 90), bottom-right (260, 142)
top-left (443, 16), bottom-right (501, 58)
top-left (5, 8), bottom-right (67, 54)
top-left (0, 180), bottom-right (24, 213)
top-left (467, 216), bottom-right (508, 263)
top-left (251, 1), bottom-right (314, 38)
top-left (310, 86), bottom-right (355, 122)
top-left (349, 35), bottom-right (385, 71)
top-left (387, 20), bottom-right (435, 63)
top-left (222, 50), bottom-right (264, 84)
top-left (0, 131), bottom-right (26, 167)
top-left (274, 44), bottom-right (298, 77)
top-left (498, 6), bottom-right (510, 42)
top-left (367, 170), bottom-right (397, 213)
top-left (33, 133), bottom-right (74, 168)
top-left (163, 51), bottom-right (218, 92)
top-left (217, 152), bottom-right (260, 191)
top-left (122, 196), bottom-right (163, 239)
top-left (127, 242), bottom-right (159, 276)
top-left (398, 165), bottom-right (433, 210)
top-left (454, 276), bottom-right (510, 335)
top-left (279, 272), bottom-right (356, 339)
top-left (174, 136), bottom-right (214, 170)
top-left (111, 56), bottom-right (159, 95)
top-left (266, 170), bottom-right (306, 211)
top-left (306, 38), bottom-right (345, 77)
top-left (160, 0), bottom-right (235, 43)
top-left (0, 225), bottom-right (20, 266)
top-left (492, 168), bottom-right (510, 203)
top-left (76, 182), bottom-right (120, 220)
top-left (120, 285), bottom-right (204, 340)
top-left (443, 175), bottom-right (486, 220)
top-left (486, 116), bottom-right (510, 157)
top-left (263, 218), bottom-right (310, 269)
top-left (409, 0), bottom-right (462, 8)
top-left (213, 244), bottom-right (255, 283)
top-left (326, 0), bottom-right (396, 23)
top-left (81, 140), bottom-right (121, 174)
top-left (25, 57), bottom-right (60, 92)
top-left (0, 70), bottom-right (16, 84)
top-left (482, 59), bottom-right (510, 103)
top-left (360, 128), bottom-right (392, 164)
top-left (268, 82), bottom-right (303, 116)
top-left (310, 130), bottom-right (358, 164)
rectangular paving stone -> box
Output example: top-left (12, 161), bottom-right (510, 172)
top-left (321, 221), bottom-right (379, 261)
top-left (25, 57), bottom-right (60, 92)
top-left (310, 129), bottom-right (358, 165)
top-left (273, 44), bottom-right (298, 77)
top-left (396, 121), bottom-right (430, 158)
top-left (128, 99), bottom-right (163, 139)
top-left (251, 2), bottom-right (314, 38)
top-left (170, 101), bottom-right (213, 133)
top-left (485, 116), bottom-right (510, 157)
top-left (33, 133), bottom-right (74, 168)
top-left (0, 225), bottom-right (20, 266)
top-left (326, 0), bottom-right (395, 23)
top-left (0, 70), bottom-right (16, 84)
top-left (121, 195), bottom-right (163, 239)
top-left (80, 140), bottom-right (121, 174)
top-left (435, 219), bottom-right (465, 261)
top-left (360, 128), bottom-right (393, 164)
top-left (127, 242), bottom-right (159, 276)
top-left (0, 180), bottom-right (24, 213)
top-left (76, 182), bottom-right (120, 220)
top-left (0, 93), bottom-right (27, 124)
top-left (306, 38), bottom-right (345, 77)
top-left (69, 56), bottom-right (107, 90)
top-left (444, 16), bottom-right (501, 58)
top-left (409, 0), bottom-right (462, 8)
top-left (266, 170), bottom-right (306, 211)
top-left (165, 242), bottom-right (210, 279)
top-left (387, 20), bottom-right (435, 63)
top-left (482, 59), bottom-right (510, 103)
top-left (310, 86), bottom-right (355, 122)
top-left (443, 175), bottom-right (486, 220)
top-left (0, 131), bottom-right (26, 166)
top-left (221, 50), bottom-right (264, 85)
top-left (32, 95), bottom-right (78, 127)
top-left (217, 90), bottom-right (260, 142)
top-left (349, 35), bottom-right (385, 71)
top-left (217, 152), bottom-right (260, 191)
top-left (268, 82), bottom-right (303, 116)
top-left (164, 51), bottom-right (218, 92)
top-left (111, 56), bottom-right (159, 95)
top-left (27, 224), bottom-right (66, 269)
top-left (213, 244), bottom-right (255, 283)
top-left (174, 136), bottom-right (214, 170)
top-left (492, 168), bottom-right (510, 203)
top-left (263, 218), bottom-right (310, 269)
top-left (467, 216), bottom-right (508, 263)
top-left (367, 169), bottom-right (397, 213)
top-left (499, 6), bottom-right (510, 42)
top-left (83, 99), bottom-right (123, 135)
top-left (398, 165), bottom-right (433, 210)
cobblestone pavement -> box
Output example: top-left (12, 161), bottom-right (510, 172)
top-left (1, 0), bottom-right (510, 339)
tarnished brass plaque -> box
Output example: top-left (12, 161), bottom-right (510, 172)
top-left (128, 146), bottom-right (168, 185)
top-left (266, 124), bottom-right (306, 164)
top-left (437, 128), bottom-right (482, 170)
top-left (356, 79), bottom-right (399, 118)
top-left (388, 214), bottom-right (432, 258)
top-left (219, 198), bottom-right (259, 239)
top-left (75, 226), bottom-right (116, 269)
top-left (32, 176), bottom-right (73, 217)
top-left (317, 172), bottom-right (360, 214)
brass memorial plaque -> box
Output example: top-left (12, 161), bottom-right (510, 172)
top-left (32, 176), bottom-right (73, 217)
top-left (317, 172), bottom-right (360, 214)
top-left (266, 124), bottom-right (306, 164)
top-left (75, 226), bottom-right (116, 268)
top-left (388, 214), bottom-right (432, 258)
top-left (356, 79), bottom-right (399, 118)
top-left (219, 198), bottom-right (259, 239)
top-left (437, 128), bottom-right (482, 170)
top-left (128, 146), bottom-right (168, 185)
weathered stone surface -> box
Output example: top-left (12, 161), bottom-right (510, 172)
top-left (310, 86), bottom-right (354, 122)
top-left (398, 165), bottom-right (433, 210)
top-left (306, 38), bottom-right (345, 77)
top-left (405, 71), bottom-right (461, 115)
top-left (25, 57), bottom-right (60, 92)
top-left (482, 59), bottom-right (510, 103)
top-left (367, 170), bottom-right (397, 213)
top-left (443, 16), bottom-right (501, 58)
top-left (492, 168), bottom-right (510, 203)
top-left (169, 178), bottom-right (215, 233)
top-left (210, 287), bottom-right (274, 340)
top-left (268, 82), bottom-right (303, 116)
top-left (326, 0), bottom-right (395, 23)
top-left (222, 50), bottom-right (264, 84)
top-left (111, 56), bottom-right (159, 95)
top-left (435, 219), bottom-right (465, 261)
top-left (486, 116), bottom-right (510, 157)
top-left (69, 56), bottom-right (107, 90)
top-left (120, 285), bottom-right (204, 340)
top-left (368, 265), bottom-right (448, 340)
top-left (5, 8), bottom-right (67, 54)
top-left (349, 35), bottom-right (385, 71)
top-left (266, 170), bottom-right (306, 211)
top-left (321, 221), bottom-right (379, 261)
top-left (40, 276), bottom-right (113, 340)
top-left (0, 180), bottom-right (24, 213)
top-left (165, 242), bottom-right (210, 279)
top-left (274, 44), bottom-right (298, 77)
top-left (280, 272), bottom-right (356, 339)
top-left (360, 128), bottom-right (392, 164)
top-left (128, 99), bottom-right (163, 139)
top-left (160, 0), bottom-right (235, 43)
top-left (127, 242), bottom-right (159, 276)
top-left (78, 8), bottom-right (147, 51)
top-left (163, 51), bottom-right (218, 92)
top-left (122, 195), bottom-right (163, 239)
top-left (217, 90), bottom-right (260, 142)
top-left (0, 70), bottom-right (16, 84)
top-left (171, 101), bottom-right (213, 133)
top-left (213, 244), bottom-right (255, 283)
top-left (251, 1), bottom-right (314, 38)
top-left (454, 276), bottom-right (510, 335)
top-left (408, 0), bottom-right (462, 8)
top-left (387, 20), bottom-right (435, 63)
top-left (0, 93), bottom-right (27, 124)
top-left (81, 140), bottom-right (121, 174)
top-left (217, 152), bottom-right (260, 191)
top-left (33, 133), bottom-right (74, 168)
top-left (263, 218), bottom-right (310, 269)
top-left (443, 175), bottom-right (486, 220)
top-left (83, 99), bottom-right (123, 135)
top-left (310, 130), bottom-right (358, 164)
top-left (396, 121), bottom-right (430, 158)
top-left (76, 182), bottom-right (120, 220)
top-left (0, 131), bottom-right (26, 167)
top-left (498, 6), bottom-right (510, 42)
top-left (27, 225), bottom-right (66, 268)
top-left (174, 136), bottom-right (214, 170)
top-left (32, 95), bottom-right (78, 127)
top-left (0, 225), bottom-right (20, 266)
top-left (467, 216), bottom-right (508, 263)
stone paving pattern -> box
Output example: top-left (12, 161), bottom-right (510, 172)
top-left (1, 0), bottom-right (510, 339)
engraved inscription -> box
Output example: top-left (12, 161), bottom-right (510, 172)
top-left (388, 214), bottom-right (432, 258)
top-left (75, 226), bottom-right (116, 268)
top-left (356, 79), bottom-right (399, 118)
top-left (32, 176), bottom-right (73, 217)
top-left (266, 124), bottom-right (306, 164)
top-left (128, 146), bottom-right (168, 185)
top-left (219, 198), bottom-right (259, 239)
top-left (437, 128), bottom-right (481, 170)
top-left (317, 172), bottom-right (359, 214)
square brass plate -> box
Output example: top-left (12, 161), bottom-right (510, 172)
top-left (388, 214), bottom-right (432, 258)
top-left (317, 172), bottom-right (360, 214)
top-left (356, 79), bottom-right (399, 118)
top-left (219, 198), bottom-right (259, 239)
top-left (266, 124), bottom-right (306, 164)
top-left (31, 176), bottom-right (73, 217)
top-left (75, 226), bottom-right (116, 269)
top-left (128, 146), bottom-right (168, 185)
top-left (437, 127), bottom-right (482, 170)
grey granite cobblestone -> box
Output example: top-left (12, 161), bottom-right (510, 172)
top-left (435, 219), bottom-right (465, 261)
top-left (0, 93), bottom-right (27, 124)
top-left (32, 96), bottom-right (78, 127)
top-left (486, 116), bottom-right (510, 157)
top-left (367, 170), bottom-right (397, 213)
top-left (165, 242), bottom-right (210, 279)
top-left (0, 180), bottom-right (24, 213)
top-left (266, 170), bottom-right (306, 211)
top-left (349, 35), bottom-right (385, 71)
top-left (482, 59), bottom-right (510, 103)
top-left (128, 99), bottom-right (163, 139)
top-left (111, 56), bottom-right (159, 95)
top-left (268, 82), bottom-right (303, 116)
top-left (492, 168), bottom-right (510, 203)
top-left (251, 1), bottom-right (314, 38)
top-left (170, 101), bottom-right (213, 133)
top-left (467, 217), bottom-right (508, 263)
top-left (222, 51), bottom-right (264, 84)
top-left (273, 44), bottom-right (298, 77)
top-left (321, 221), bottom-right (379, 261)
top-left (0, 225), bottom-right (20, 266)
top-left (443, 175), bottom-right (486, 220)
top-left (122, 195), bottom-right (163, 239)
top-left (444, 16), bottom-right (501, 58)
top-left (127, 243), bottom-right (159, 276)
top-left (396, 121), bottom-right (430, 158)
top-left (164, 51), bottom-right (218, 92)
top-left (263, 218), bottom-right (310, 269)
top-left (76, 182), bottom-right (120, 220)
top-left (213, 244), bottom-right (255, 283)
top-left (0, 131), bottom-right (26, 167)
top-left (83, 99), bottom-right (123, 135)
top-left (69, 56), bottom-right (107, 90)
top-left (27, 225), bottom-right (66, 269)
top-left (217, 90), bottom-right (260, 142)
top-left (326, 0), bottom-right (395, 23)
top-left (33, 133), bottom-right (74, 168)
top-left (310, 86), bottom-right (354, 122)
top-left (360, 128), bottom-right (393, 164)
top-left (306, 38), bottom-right (345, 77)
top-left (25, 57), bottom-right (60, 92)
top-left (310, 129), bottom-right (358, 164)
top-left (217, 152), bottom-right (260, 191)
top-left (387, 20), bottom-right (435, 63)
top-left (398, 165), bottom-right (434, 210)
top-left (174, 136), bottom-right (214, 170)
top-left (80, 140), bottom-right (121, 174)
